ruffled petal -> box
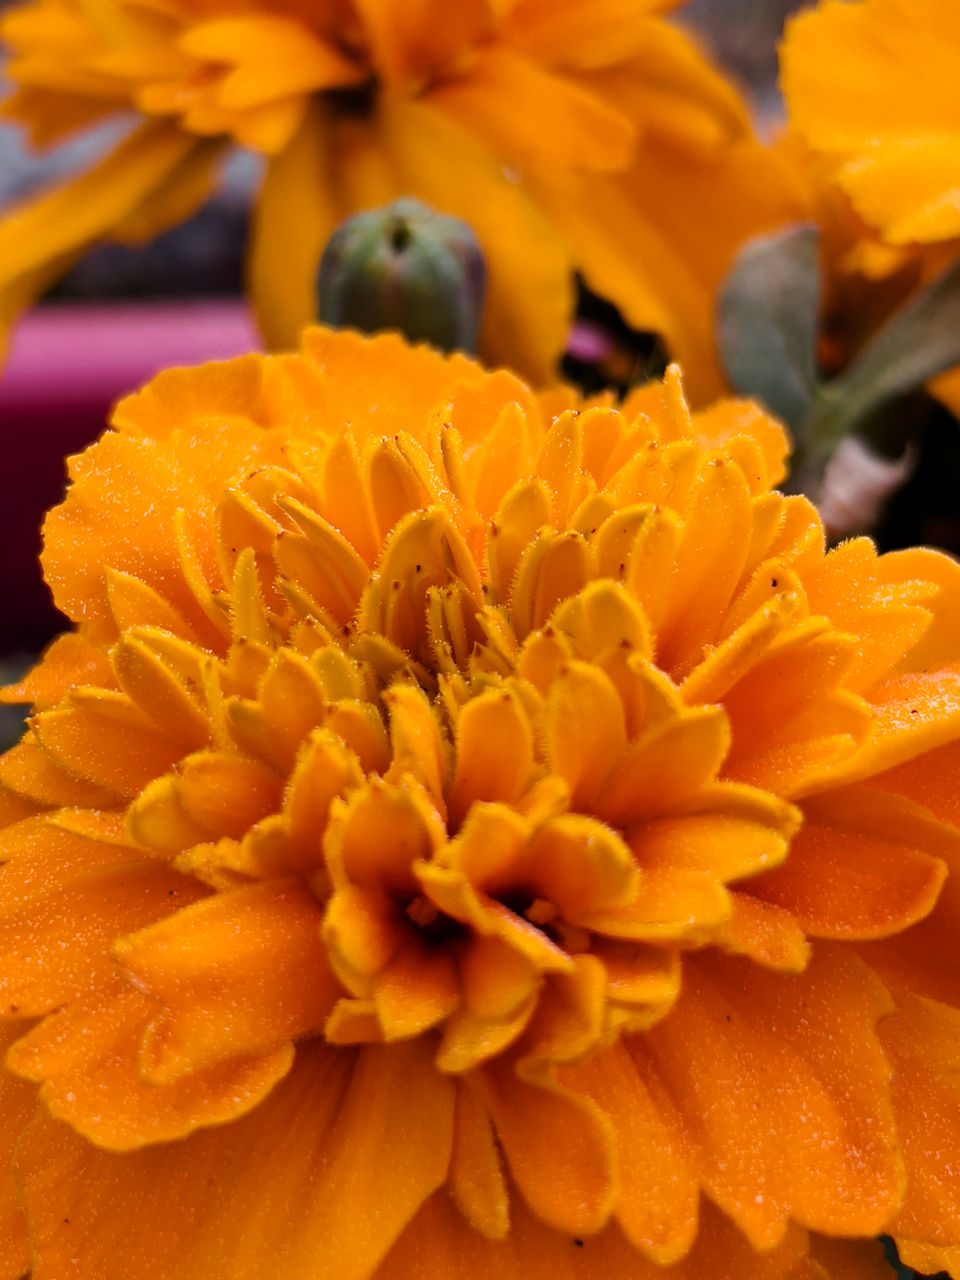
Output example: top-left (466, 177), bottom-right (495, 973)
top-left (7, 979), bottom-right (294, 1150)
top-left (643, 946), bottom-right (903, 1248)
top-left (18, 1040), bottom-right (454, 1279)
top-left (751, 785), bottom-right (950, 940)
top-left (114, 878), bottom-right (338, 1080)
top-left (879, 989), bottom-right (960, 1248)
top-left (0, 812), bottom-right (205, 1016)
top-left (0, 633), bottom-right (114, 710)
top-left (375, 1187), bottom-right (817, 1280)
top-left (562, 1038), bottom-right (699, 1263)
top-left (42, 420), bottom-right (289, 646)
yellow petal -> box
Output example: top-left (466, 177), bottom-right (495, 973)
top-left (0, 121), bottom-right (197, 353)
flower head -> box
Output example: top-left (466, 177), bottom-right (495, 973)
top-left (0, 0), bottom-right (801, 394)
top-left (2, 328), bottom-right (960, 1277)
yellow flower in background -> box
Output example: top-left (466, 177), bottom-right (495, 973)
top-left (780, 0), bottom-right (960, 248)
top-left (780, 0), bottom-right (960, 419)
top-left (1, 328), bottom-right (960, 1276)
top-left (0, 0), bottom-right (802, 395)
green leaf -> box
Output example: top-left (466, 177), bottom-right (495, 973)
top-left (718, 224), bottom-right (821, 432)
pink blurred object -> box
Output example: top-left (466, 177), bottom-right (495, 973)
top-left (566, 319), bottom-right (615, 365)
top-left (0, 299), bottom-right (261, 650)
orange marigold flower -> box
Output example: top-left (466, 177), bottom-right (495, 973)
top-left (3, 328), bottom-right (960, 1278)
top-left (780, 0), bottom-right (960, 248)
top-left (0, 0), bottom-right (801, 395)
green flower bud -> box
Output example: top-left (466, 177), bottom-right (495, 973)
top-left (316, 198), bottom-right (486, 355)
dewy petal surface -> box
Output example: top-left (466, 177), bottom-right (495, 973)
top-left (1, 329), bottom-right (959, 1277)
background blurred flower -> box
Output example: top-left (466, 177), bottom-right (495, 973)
top-left (780, 0), bottom-right (960, 420)
top-left (0, 0), bottom-right (802, 395)
top-left (1, 328), bottom-right (959, 1277)
top-left (780, 0), bottom-right (960, 248)
top-left (710, 0), bottom-right (960, 544)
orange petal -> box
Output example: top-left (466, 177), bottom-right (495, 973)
top-left (507, 0), bottom-right (669, 71)
top-left (351, 0), bottom-right (491, 85)
top-left (460, 932), bottom-right (539, 1023)
top-left (449, 1076), bottom-right (509, 1240)
top-left (534, 139), bottom-right (803, 404)
top-left (479, 1054), bottom-right (617, 1236)
top-left (781, 0), bottom-right (960, 243)
top-left (322, 884), bottom-right (407, 996)
top-left (326, 777), bottom-right (441, 898)
top-left (835, 666), bottom-right (960, 786)
top-left (753, 786), bottom-right (950, 940)
top-left (105, 569), bottom-right (197, 639)
top-left (376, 1185), bottom-right (815, 1280)
top-left (273, 512), bottom-right (370, 630)
top-left (32, 693), bottom-right (183, 796)
top-left (418, 862), bottom-right (572, 975)
top-left (0, 632), bottom-right (113, 709)
top-left (523, 813), bottom-right (638, 917)
top-left (565, 1038), bottom-right (698, 1263)
top-left (657, 456), bottom-right (753, 676)
top-left (17, 1038), bottom-right (453, 1280)
top-left (857, 742), bottom-right (960, 1006)
top-left (643, 947), bottom-right (903, 1248)
top-left (281, 729), bottom-right (363, 872)
top-left (436, 991), bottom-right (540, 1075)
top-left (448, 689), bottom-right (534, 826)
top-left (43, 421), bottom-right (276, 647)
top-left (182, 16), bottom-right (361, 108)
top-left (384, 683), bottom-right (449, 810)
top-left (578, 866), bottom-right (731, 944)
top-left (8, 980), bottom-right (294, 1150)
top-left (715, 893), bottom-right (811, 973)
top-left (374, 936), bottom-right (460, 1039)
top-left (0, 738), bottom-right (118, 808)
top-left (111, 631), bottom-right (212, 750)
top-left (0, 782), bottom-right (40, 828)
top-left (0, 1020), bottom-right (39, 1280)
top-left (596, 704), bottom-right (729, 824)
top-left (114, 878), bottom-right (337, 1080)
top-left (880, 989), bottom-right (960, 1248)
top-left (543, 662), bottom-right (626, 807)
top-left (895, 1240), bottom-right (960, 1278)
top-left (629, 810), bottom-right (789, 884)
top-left (176, 750), bottom-right (283, 838)
top-left (111, 350), bottom-right (271, 439)
top-left (0, 813), bottom-right (205, 1016)
top-left (427, 44), bottom-right (634, 177)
